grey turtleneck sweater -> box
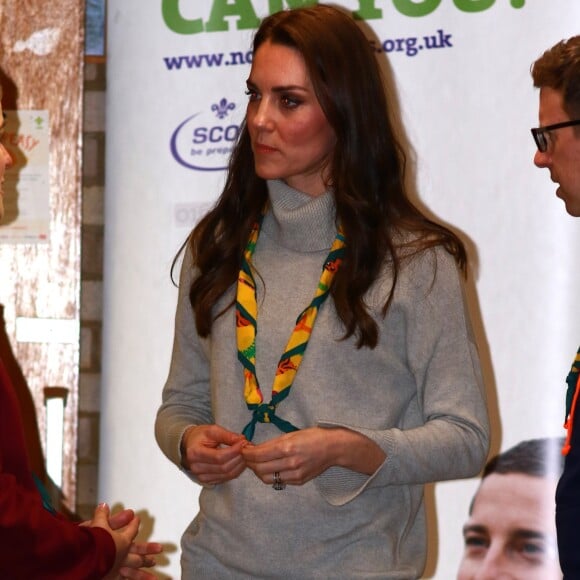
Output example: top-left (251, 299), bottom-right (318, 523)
top-left (155, 180), bottom-right (490, 579)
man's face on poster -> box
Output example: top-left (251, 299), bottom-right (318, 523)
top-left (457, 472), bottom-right (561, 579)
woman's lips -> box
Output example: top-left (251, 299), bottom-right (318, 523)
top-left (254, 143), bottom-right (277, 154)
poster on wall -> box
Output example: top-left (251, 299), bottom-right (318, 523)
top-left (0, 110), bottom-right (50, 243)
top-left (101, 2), bottom-right (580, 578)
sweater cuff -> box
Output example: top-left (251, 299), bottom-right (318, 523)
top-left (314, 421), bottom-right (393, 506)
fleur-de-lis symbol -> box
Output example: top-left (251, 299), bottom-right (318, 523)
top-left (211, 98), bottom-right (236, 119)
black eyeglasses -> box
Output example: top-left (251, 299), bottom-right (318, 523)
top-left (531, 119), bottom-right (580, 152)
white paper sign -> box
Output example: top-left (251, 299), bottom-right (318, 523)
top-left (0, 110), bottom-right (50, 244)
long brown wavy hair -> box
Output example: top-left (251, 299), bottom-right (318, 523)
top-left (184, 4), bottom-right (466, 348)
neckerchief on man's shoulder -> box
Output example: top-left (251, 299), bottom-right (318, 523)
top-left (562, 347), bottom-right (580, 455)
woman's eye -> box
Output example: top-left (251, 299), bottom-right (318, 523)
top-left (281, 95), bottom-right (301, 108)
top-left (245, 89), bottom-right (258, 101)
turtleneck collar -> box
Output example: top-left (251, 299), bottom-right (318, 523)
top-left (261, 179), bottom-right (338, 253)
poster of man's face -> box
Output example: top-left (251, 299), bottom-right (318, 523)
top-left (457, 469), bottom-right (561, 579)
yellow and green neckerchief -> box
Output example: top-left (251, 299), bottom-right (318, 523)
top-left (236, 212), bottom-right (345, 441)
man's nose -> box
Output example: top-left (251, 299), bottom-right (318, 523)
top-left (534, 148), bottom-right (551, 168)
top-left (471, 548), bottom-right (512, 580)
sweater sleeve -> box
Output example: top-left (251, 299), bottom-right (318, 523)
top-left (154, 247), bottom-right (214, 472)
top-left (315, 247), bottom-right (490, 505)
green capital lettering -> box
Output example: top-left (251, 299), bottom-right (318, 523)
top-left (453, 0), bottom-right (495, 12)
top-left (162, 0), bottom-right (203, 34)
top-left (393, 0), bottom-right (441, 17)
top-left (206, 0), bottom-right (260, 32)
top-left (353, 0), bottom-right (383, 20)
top-left (268, 0), bottom-right (318, 11)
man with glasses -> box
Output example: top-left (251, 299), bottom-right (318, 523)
top-left (531, 36), bottom-right (580, 578)
top-left (531, 37), bottom-right (580, 216)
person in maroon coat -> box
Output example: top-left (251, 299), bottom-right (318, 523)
top-left (0, 81), bottom-right (162, 579)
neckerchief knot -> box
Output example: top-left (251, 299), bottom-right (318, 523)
top-left (242, 402), bottom-right (301, 441)
top-left (254, 403), bottom-right (276, 423)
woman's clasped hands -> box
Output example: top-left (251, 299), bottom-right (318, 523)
top-left (180, 424), bottom-right (385, 488)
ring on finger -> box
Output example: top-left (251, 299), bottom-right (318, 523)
top-left (273, 471), bottom-right (286, 490)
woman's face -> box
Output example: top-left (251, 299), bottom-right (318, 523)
top-left (0, 99), bottom-right (13, 221)
top-left (246, 40), bottom-right (336, 197)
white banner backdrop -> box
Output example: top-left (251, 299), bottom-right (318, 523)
top-left (101, 2), bottom-right (580, 578)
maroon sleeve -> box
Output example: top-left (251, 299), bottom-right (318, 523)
top-left (0, 477), bottom-right (116, 579)
top-left (0, 359), bottom-right (116, 579)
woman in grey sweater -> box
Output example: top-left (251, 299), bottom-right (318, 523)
top-left (155, 5), bottom-right (490, 579)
